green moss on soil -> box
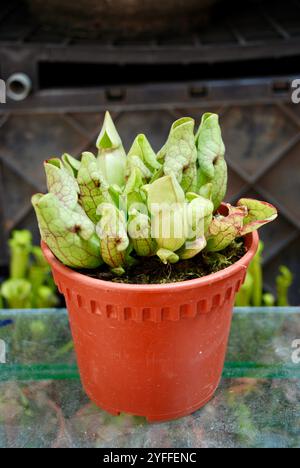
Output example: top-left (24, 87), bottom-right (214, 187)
top-left (80, 240), bottom-right (246, 284)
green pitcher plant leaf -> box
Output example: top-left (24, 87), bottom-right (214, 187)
top-left (96, 203), bottom-right (130, 269)
top-left (237, 198), bottom-right (278, 235)
top-left (9, 230), bottom-right (32, 280)
top-left (1, 279), bottom-right (32, 309)
top-left (186, 195), bottom-right (214, 240)
top-left (157, 249), bottom-right (180, 265)
top-left (206, 199), bottom-right (278, 253)
top-left (62, 153), bottom-right (81, 177)
top-left (128, 209), bottom-right (157, 257)
top-left (96, 111), bottom-right (127, 187)
top-left (206, 205), bottom-right (248, 252)
top-left (181, 163), bottom-right (198, 194)
top-left (196, 113), bottom-right (227, 210)
top-left (146, 173), bottom-right (185, 207)
top-left (151, 205), bottom-right (187, 254)
top-left (32, 111), bottom-right (278, 272)
top-left (198, 182), bottom-right (213, 201)
top-left (123, 167), bottom-right (147, 215)
top-left (126, 155), bottom-right (153, 181)
top-left (127, 134), bottom-right (161, 180)
top-left (158, 117), bottom-right (197, 191)
top-left (249, 240), bottom-right (264, 307)
top-left (177, 236), bottom-right (207, 260)
top-left (32, 193), bottom-right (102, 269)
top-left (146, 174), bottom-right (187, 254)
top-left (77, 152), bottom-right (111, 223)
top-left (276, 266), bottom-right (293, 307)
top-left (35, 285), bottom-right (58, 308)
top-left (44, 158), bottom-right (80, 210)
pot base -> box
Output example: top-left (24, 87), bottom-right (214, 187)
top-left (85, 384), bottom-right (219, 422)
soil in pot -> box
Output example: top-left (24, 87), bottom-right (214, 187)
top-left (78, 240), bottom-right (246, 284)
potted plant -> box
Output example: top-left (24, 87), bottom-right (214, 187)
top-left (32, 112), bottom-right (277, 422)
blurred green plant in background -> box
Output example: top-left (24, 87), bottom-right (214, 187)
top-left (235, 241), bottom-right (293, 307)
top-left (0, 230), bottom-right (59, 309)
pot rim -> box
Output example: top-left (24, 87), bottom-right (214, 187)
top-left (41, 230), bottom-right (259, 293)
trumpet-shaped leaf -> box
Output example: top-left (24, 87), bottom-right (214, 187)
top-left (196, 113), bottom-right (227, 210)
top-left (152, 206), bottom-right (187, 252)
top-left (157, 249), bottom-right (179, 265)
top-left (249, 240), bottom-right (264, 307)
top-left (33, 111), bottom-right (278, 273)
top-left (263, 293), bottom-right (276, 307)
top-left (123, 167), bottom-right (147, 213)
top-left (126, 155), bottom-right (153, 181)
top-left (32, 193), bottom-right (102, 269)
top-left (127, 134), bottom-right (161, 180)
top-left (149, 166), bottom-right (164, 184)
top-left (128, 210), bottom-right (157, 257)
top-left (206, 205), bottom-right (247, 252)
top-left (35, 285), bottom-right (58, 308)
top-left (187, 195), bottom-right (214, 240)
top-left (77, 152), bottom-right (111, 223)
top-left (31, 246), bottom-right (49, 268)
top-left (146, 174), bottom-right (187, 252)
top-left (158, 118), bottom-right (197, 190)
top-left (44, 158), bottom-right (79, 210)
top-left (96, 203), bottom-right (130, 269)
top-left (198, 182), bottom-right (213, 200)
top-left (62, 153), bottom-right (81, 177)
top-left (31, 245), bottom-right (56, 290)
top-left (235, 271), bottom-right (254, 307)
top-left (177, 236), bottom-right (207, 260)
top-left (237, 198), bottom-right (278, 235)
top-left (181, 162), bottom-right (198, 193)
top-left (207, 199), bottom-right (278, 253)
top-left (276, 266), bottom-right (293, 307)
top-left (97, 111), bottom-right (126, 187)
top-left (1, 279), bottom-right (32, 309)
top-left (124, 166), bottom-right (144, 196)
top-left (9, 230), bottom-right (32, 279)
top-left (146, 173), bottom-right (185, 208)
top-left (176, 195), bottom-right (212, 260)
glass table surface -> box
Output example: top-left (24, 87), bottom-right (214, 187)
top-left (0, 307), bottom-right (299, 448)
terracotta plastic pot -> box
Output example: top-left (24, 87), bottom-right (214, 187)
top-left (42, 230), bottom-right (259, 422)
